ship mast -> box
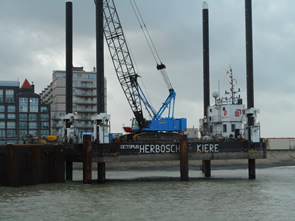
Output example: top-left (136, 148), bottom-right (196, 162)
top-left (225, 67), bottom-right (240, 104)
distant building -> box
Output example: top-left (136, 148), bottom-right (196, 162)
top-left (40, 67), bottom-right (106, 136)
top-left (0, 80), bottom-right (50, 144)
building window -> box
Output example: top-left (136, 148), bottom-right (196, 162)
top-left (0, 114), bottom-right (4, 119)
top-left (223, 124), bottom-right (227, 133)
top-left (7, 140), bottom-right (17, 144)
top-left (19, 130), bottom-right (27, 138)
top-left (7, 114), bottom-right (16, 119)
top-left (0, 105), bottom-right (4, 112)
top-left (5, 89), bottom-right (14, 103)
top-left (0, 121), bottom-right (5, 129)
top-left (19, 97), bottom-right (28, 112)
top-left (88, 74), bottom-right (96, 79)
top-left (29, 114), bottom-right (38, 121)
top-left (0, 129), bottom-right (5, 137)
top-left (41, 114), bottom-right (49, 121)
top-left (51, 104), bottom-right (56, 111)
top-left (19, 122), bottom-right (27, 129)
top-left (81, 81), bottom-right (88, 87)
top-left (0, 89), bottom-right (3, 103)
top-left (29, 122), bottom-right (37, 129)
top-left (28, 130), bottom-right (37, 136)
top-left (41, 130), bottom-right (49, 136)
top-left (7, 130), bottom-right (16, 137)
top-left (56, 73), bottom-right (66, 78)
top-left (231, 124), bottom-right (236, 132)
top-left (19, 114), bottom-right (27, 121)
top-left (7, 122), bottom-right (16, 129)
top-left (41, 106), bottom-right (48, 113)
top-left (41, 122), bottom-right (49, 129)
top-left (29, 98), bottom-right (39, 112)
top-left (7, 105), bottom-right (16, 112)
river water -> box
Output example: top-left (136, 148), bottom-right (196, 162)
top-left (0, 166), bottom-right (295, 221)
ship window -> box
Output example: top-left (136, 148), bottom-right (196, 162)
top-left (231, 124), bottom-right (236, 132)
top-left (223, 107), bottom-right (226, 111)
top-left (210, 125), bottom-right (213, 133)
top-left (223, 124), bottom-right (227, 132)
top-left (209, 108), bottom-right (212, 113)
top-left (209, 117), bottom-right (212, 121)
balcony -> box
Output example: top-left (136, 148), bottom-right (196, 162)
top-left (74, 85), bottom-right (96, 89)
top-left (74, 100), bottom-right (96, 105)
top-left (76, 108), bottom-right (96, 113)
top-left (73, 92), bottom-right (96, 97)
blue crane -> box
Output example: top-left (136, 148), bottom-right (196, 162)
top-left (101, 0), bottom-right (187, 133)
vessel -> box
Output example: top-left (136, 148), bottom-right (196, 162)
top-left (199, 67), bottom-right (260, 142)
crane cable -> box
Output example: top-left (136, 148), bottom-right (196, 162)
top-left (124, 13), bottom-right (156, 118)
top-left (130, 0), bottom-right (173, 90)
top-left (129, 0), bottom-right (163, 66)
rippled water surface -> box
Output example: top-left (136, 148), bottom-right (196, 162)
top-left (1, 166), bottom-right (295, 221)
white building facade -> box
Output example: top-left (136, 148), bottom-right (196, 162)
top-left (40, 67), bottom-right (107, 136)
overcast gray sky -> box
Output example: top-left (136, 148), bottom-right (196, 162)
top-left (1, 0), bottom-right (294, 138)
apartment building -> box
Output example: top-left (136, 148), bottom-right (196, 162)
top-left (40, 67), bottom-right (106, 136)
top-left (0, 80), bottom-right (50, 144)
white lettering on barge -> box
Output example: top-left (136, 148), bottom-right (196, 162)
top-left (120, 144), bottom-right (180, 154)
top-left (196, 144), bottom-right (219, 153)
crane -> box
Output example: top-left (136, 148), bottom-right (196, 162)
top-left (98, 0), bottom-right (187, 137)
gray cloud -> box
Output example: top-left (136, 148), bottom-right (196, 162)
top-left (1, 0), bottom-right (294, 137)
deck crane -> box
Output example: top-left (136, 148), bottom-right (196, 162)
top-left (99, 0), bottom-right (187, 138)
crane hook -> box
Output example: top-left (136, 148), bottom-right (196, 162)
top-left (157, 63), bottom-right (166, 70)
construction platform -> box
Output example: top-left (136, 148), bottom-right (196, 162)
top-left (0, 135), bottom-right (266, 187)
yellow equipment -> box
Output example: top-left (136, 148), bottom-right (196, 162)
top-left (23, 134), bottom-right (60, 144)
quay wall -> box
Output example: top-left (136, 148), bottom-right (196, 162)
top-left (73, 150), bottom-right (295, 169)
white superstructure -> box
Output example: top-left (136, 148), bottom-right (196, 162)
top-left (200, 68), bottom-right (260, 141)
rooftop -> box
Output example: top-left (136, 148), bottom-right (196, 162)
top-left (0, 81), bottom-right (20, 87)
top-left (21, 79), bottom-right (32, 88)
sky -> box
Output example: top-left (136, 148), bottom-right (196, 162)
top-left (0, 0), bottom-right (294, 138)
